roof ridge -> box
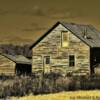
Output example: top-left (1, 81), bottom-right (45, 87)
top-left (61, 21), bottom-right (90, 26)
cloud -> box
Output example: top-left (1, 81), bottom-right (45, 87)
top-left (21, 22), bottom-right (47, 32)
top-left (20, 5), bottom-right (46, 16)
top-left (21, 28), bottom-right (34, 32)
top-left (50, 12), bottom-right (72, 19)
top-left (47, 8), bottom-right (73, 19)
top-left (22, 27), bottom-right (47, 32)
top-left (47, 8), bottom-right (88, 20)
top-left (0, 4), bottom-right (46, 17)
top-left (32, 5), bottom-right (45, 16)
top-left (0, 9), bottom-right (8, 15)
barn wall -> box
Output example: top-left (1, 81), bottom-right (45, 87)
top-left (0, 55), bottom-right (16, 75)
top-left (32, 24), bottom-right (90, 75)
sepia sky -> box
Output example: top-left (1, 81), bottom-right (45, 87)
top-left (0, 0), bottom-right (100, 44)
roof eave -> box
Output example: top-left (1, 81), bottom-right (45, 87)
top-left (29, 21), bottom-right (61, 49)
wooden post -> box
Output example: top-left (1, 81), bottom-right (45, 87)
top-left (41, 56), bottom-right (45, 93)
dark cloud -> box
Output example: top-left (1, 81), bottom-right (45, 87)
top-left (0, 8), bottom-right (8, 15)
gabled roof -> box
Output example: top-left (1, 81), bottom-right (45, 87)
top-left (0, 53), bottom-right (31, 65)
top-left (62, 22), bottom-right (100, 47)
top-left (30, 21), bottom-right (100, 49)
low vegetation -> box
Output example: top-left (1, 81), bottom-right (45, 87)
top-left (0, 73), bottom-right (100, 99)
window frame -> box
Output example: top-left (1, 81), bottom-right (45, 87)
top-left (44, 56), bottom-right (50, 64)
top-left (69, 55), bottom-right (75, 67)
top-left (61, 31), bottom-right (69, 47)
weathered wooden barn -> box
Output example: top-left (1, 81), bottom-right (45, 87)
top-left (30, 21), bottom-right (100, 76)
top-left (0, 53), bottom-right (31, 76)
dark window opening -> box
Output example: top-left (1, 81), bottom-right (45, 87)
top-left (15, 64), bottom-right (32, 76)
top-left (45, 56), bottom-right (50, 64)
top-left (69, 55), bottom-right (75, 67)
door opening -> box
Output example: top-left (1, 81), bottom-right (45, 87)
top-left (43, 56), bottom-right (50, 73)
top-left (15, 64), bottom-right (32, 76)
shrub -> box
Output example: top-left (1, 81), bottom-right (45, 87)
top-left (0, 74), bottom-right (100, 99)
top-left (80, 74), bottom-right (100, 90)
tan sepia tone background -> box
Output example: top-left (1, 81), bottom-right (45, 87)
top-left (0, 0), bottom-right (100, 44)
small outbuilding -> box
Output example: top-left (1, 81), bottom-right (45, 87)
top-left (0, 53), bottom-right (32, 76)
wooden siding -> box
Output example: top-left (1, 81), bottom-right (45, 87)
top-left (32, 24), bottom-right (90, 75)
top-left (0, 55), bottom-right (15, 75)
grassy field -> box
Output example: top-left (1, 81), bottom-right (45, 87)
top-left (12, 90), bottom-right (100, 100)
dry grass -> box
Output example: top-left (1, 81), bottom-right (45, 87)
top-left (12, 90), bottom-right (100, 100)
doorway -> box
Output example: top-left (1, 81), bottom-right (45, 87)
top-left (15, 64), bottom-right (32, 75)
top-left (90, 48), bottom-right (100, 74)
top-left (43, 56), bottom-right (50, 73)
